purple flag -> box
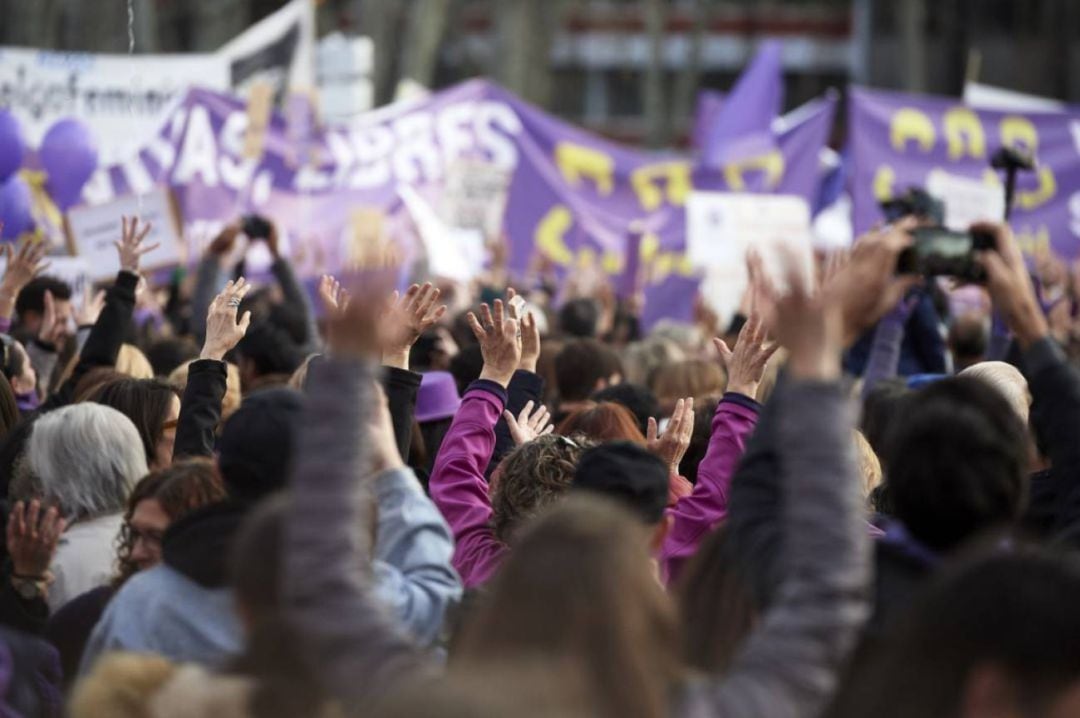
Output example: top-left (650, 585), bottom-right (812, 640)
top-left (701, 40), bottom-right (783, 168)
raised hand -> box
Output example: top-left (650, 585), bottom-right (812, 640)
top-left (0, 236), bottom-right (48, 297)
top-left (318, 274), bottom-right (350, 319)
top-left (647, 396), bottom-right (695, 477)
top-left (713, 312), bottom-right (778, 399)
top-left (974, 221), bottom-right (1049, 349)
top-left (7, 500), bottom-right (66, 580)
top-left (201, 278), bottom-right (253, 361)
top-left (467, 298), bottom-right (521, 388)
top-left (115, 216), bottom-right (159, 274)
top-left (75, 286), bottom-right (107, 328)
top-left (504, 400), bottom-right (553, 446)
top-left (37, 290), bottom-right (70, 348)
top-left (379, 282), bottom-right (447, 368)
top-left (770, 247), bottom-right (843, 381)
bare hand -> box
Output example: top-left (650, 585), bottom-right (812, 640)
top-left (318, 274), bottom-right (350, 320)
top-left (974, 221), bottom-right (1049, 349)
top-left (467, 299), bottom-right (521, 388)
top-left (75, 287), bottom-right (107, 327)
top-left (37, 290), bottom-right (69, 348)
top-left (201, 278), bottom-right (253, 361)
top-left (713, 313), bottom-right (778, 399)
top-left (770, 247), bottom-right (843, 381)
top-left (647, 397), bottom-right (695, 476)
top-left (328, 274), bottom-right (393, 360)
top-left (504, 400), bottom-right (553, 446)
top-left (115, 216), bottom-right (159, 274)
top-left (379, 282), bottom-right (447, 360)
top-left (0, 237), bottom-right (48, 296)
top-left (7, 500), bottom-right (66, 579)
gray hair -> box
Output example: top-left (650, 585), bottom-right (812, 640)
top-left (26, 403), bottom-right (148, 521)
top-left (959, 361), bottom-right (1031, 424)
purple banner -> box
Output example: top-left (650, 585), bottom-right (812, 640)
top-left (850, 86), bottom-right (1080, 258)
top-left (84, 79), bottom-right (835, 325)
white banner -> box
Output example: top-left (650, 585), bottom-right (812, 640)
top-left (0, 0), bottom-right (315, 164)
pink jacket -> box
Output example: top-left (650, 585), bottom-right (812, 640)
top-left (430, 380), bottom-right (760, 589)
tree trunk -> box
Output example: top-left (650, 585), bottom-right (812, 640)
top-left (363, 0), bottom-right (407, 106)
top-left (672, 0), bottom-right (707, 144)
top-left (494, 0), bottom-right (564, 106)
top-left (400, 0), bottom-right (454, 89)
top-left (643, 0), bottom-right (669, 148)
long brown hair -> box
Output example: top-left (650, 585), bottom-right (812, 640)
top-left (455, 495), bottom-right (681, 718)
top-left (556, 402), bottom-right (645, 444)
top-left (114, 459), bottom-right (226, 586)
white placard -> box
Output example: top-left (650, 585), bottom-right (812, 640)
top-left (441, 158), bottom-right (512, 240)
top-left (687, 191), bottom-right (813, 287)
top-left (0, 0), bottom-right (315, 164)
top-left (399, 185), bottom-right (484, 283)
top-left (925, 169), bottom-right (1006, 231)
top-left (65, 187), bottom-right (183, 281)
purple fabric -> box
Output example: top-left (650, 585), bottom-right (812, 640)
top-left (416, 371), bottom-right (462, 423)
top-left (15, 391), bottom-right (38, 413)
top-left (660, 393), bottom-right (761, 585)
top-left (700, 41), bottom-right (783, 168)
top-left (428, 383), bottom-right (510, 589)
top-left (850, 87), bottom-right (1080, 258)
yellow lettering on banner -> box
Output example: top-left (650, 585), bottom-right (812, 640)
top-left (983, 169), bottom-right (1002, 187)
top-left (873, 165), bottom-right (896, 202)
top-left (577, 247), bottom-right (597, 269)
top-left (890, 108), bottom-right (936, 152)
top-left (943, 107), bottom-right (986, 160)
top-left (1015, 225), bottom-right (1051, 256)
top-left (631, 162), bottom-right (693, 211)
top-left (554, 143), bottom-right (615, 195)
top-left (1017, 167), bottom-right (1057, 210)
top-left (640, 233), bottom-right (660, 264)
top-left (535, 205), bottom-right (575, 265)
top-left (602, 251), bottom-right (622, 274)
top-left (1000, 116), bottom-right (1039, 155)
top-left (722, 151), bottom-right (784, 191)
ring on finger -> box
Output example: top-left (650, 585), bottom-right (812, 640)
top-left (227, 297), bottom-right (242, 308)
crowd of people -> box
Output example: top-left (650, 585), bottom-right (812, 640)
top-left (0, 205), bottom-right (1077, 718)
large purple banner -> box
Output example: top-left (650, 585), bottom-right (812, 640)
top-left (850, 86), bottom-right (1080, 258)
top-left (84, 79), bottom-right (835, 324)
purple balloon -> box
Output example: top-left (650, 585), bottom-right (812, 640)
top-left (40, 118), bottom-right (98, 211)
top-left (0, 110), bottom-right (24, 185)
top-left (0, 176), bottom-right (33, 239)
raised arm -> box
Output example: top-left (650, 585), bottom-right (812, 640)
top-left (284, 293), bottom-right (427, 710)
top-left (191, 224), bottom-right (237, 344)
top-left (860, 296), bottom-right (915, 398)
top-left (427, 298), bottom-right (521, 588)
top-left (974, 222), bottom-right (1080, 543)
top-left (0, 235), bottom-right (48, 333)
top-left (659, 314), bottom-right (773, 584)
top-left (690, 236), bottom-right (875, 718)
top-left (265, 221), bottom-right (319, 352)
top-left (173, 279), bottom-right (252, 460)
top-left (491, 299), bottom-right (544, 472)
top-left (40, 217), bottom-right (154, 412)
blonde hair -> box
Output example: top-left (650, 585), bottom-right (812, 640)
top-left (288, 354), bottom-right (319, 391)
top-left (651, 359), bottom-right (725, 410)
top-left (854, 430), bottom-right (883, 502)
top-left (169, 360), bottom-right (243, 422)
top-left (959, 361), bottom-right (1031, 423)
top-left (115, 344), bottom-right (154, 379)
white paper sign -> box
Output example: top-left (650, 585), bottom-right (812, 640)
top-left (441, 158), bottom-right (512, 240)
top-left (66, 186), bottom-right (183, 280)
top-left (399, 185), bottom-right (484, 283)
top-left (925, 170), bottom-right (1007, 231)
top-left (688, 190), bottom-right (812, 273)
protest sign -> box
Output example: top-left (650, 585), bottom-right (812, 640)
top-left (65, 186), bottom-right (183, 280)
top-left (925, 169), bottom-right (1006, 230)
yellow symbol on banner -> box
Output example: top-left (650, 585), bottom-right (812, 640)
top-left (631, 162), bottom-right (693, 211)
top-left (873, 165), bottom-right (896, 202)
top-left (722, 151), bottom-right (784, 191)
top-left (890, 108), bottom-right (935, 152)
top-left (1000, 116), bottom-right (1039, 155)
top-left (555, 143), bottom-right (615, 195)
top-left (535, 205), bottom-right (575, 265)
top-left (983, 169), bottom-right (1002, 186)
top-left (21, 169), bottom-right (62, 237)
top-left (943, 107), bottom-right (986, 160)
top-left (1015, 225), bottom-right (1051, 256)
top-left (1016, 167), bottom-right (1056, 210)
top-left (640, 233), bottom-right (660, 264)
top-left (602, 251), bottom-right (622, 274)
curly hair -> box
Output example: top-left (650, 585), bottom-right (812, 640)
top-left (490, 433), bottom-right (593, 543)
top-left (114, 459), bottom-right (226, 586)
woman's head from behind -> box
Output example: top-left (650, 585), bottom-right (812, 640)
top-left (25, 403), bottom-right (147, 521)
top-left (87, 377), bottom-right (181, 469)
top-left (830, 549), bottom-right (1080, 718)
top-left (116, 459), bottom-right (226, 582)
top-left (489, 433), bottom-right (591, 543)
top-left (456, 495), bottom-right (679, 718)
top-left (556, 402), bottom-right (644, 444)
top-left (884, 376), bottom-right (1028, 552)
top-left (650, 359), bottom-right (724, 413)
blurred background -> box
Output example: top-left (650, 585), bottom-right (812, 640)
top-left (1, 0), bottom-right (1077, 147)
